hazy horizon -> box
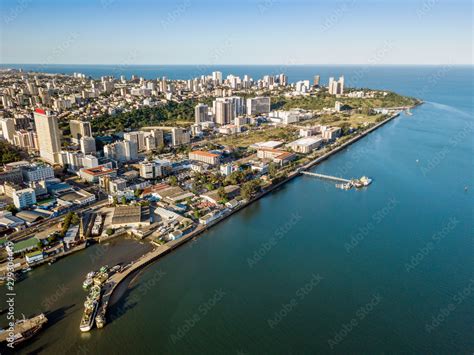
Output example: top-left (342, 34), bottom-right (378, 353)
top-left (1, 0), bottom-right (472, 66)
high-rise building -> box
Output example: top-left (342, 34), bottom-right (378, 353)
top-left (0, 118), bottom-right (15, 143)
top-left (279, 74), bottom-right (288, 86)
top-left (124, 131), bottom-right (146, 152)
top-left (246, 97), bottom-right (271, 116)
top-left (103, 140), bottom-right (138, 162)
top-left (328, 76), bottom-right (344, 95)
top-left (314, 75), bottom-right (320, 87)
top-left (195, 104), bottom-right (209, 124)
top-left (171, 128), bottom-right (190, 146)
top-left (212, 71), bottom-right (223, 84)
top-left (70, 120), bottom-right (92, 144)
top-left (139, 161), bottom-right (162, 179)
top-left (215, 100), bottom-right (233, 125)
top-left (33, 108), bottom-right (62, 165)
top-left (80, 136), bottom-right (96, 155)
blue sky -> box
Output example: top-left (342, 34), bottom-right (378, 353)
top-left (0, 0), bottom-right (472, 64)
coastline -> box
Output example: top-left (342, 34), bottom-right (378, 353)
top-left (100, 103), bottom-right (422, 325)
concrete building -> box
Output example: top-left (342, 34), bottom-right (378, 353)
top-left (22, 164), bottom-right (54, 182)
top-left (104, 140), bottom-right (138, 162)
top-left (195, 104), bottom-right (209, 124)
top-left (328, 76), bottom-right (344, 95)
top-left (33, 108), bottom-right (62, 165)
top-left (288, 136), bottom-right (323, 153)
top-left (171, 128), bottom-right (190, 146)
top-left (139, 161), bottom-right (162, 179)
top-left (79, 165), bottom-right (116, 183)
top-left (80, 136), bottom-right (96, 154)
top-left (214, 100), bottom-right (233, 125)
top-left (82, 155), bottom-right (99, 169)
top-left (188, 150), bottom-right (220, 166)
top-left (69, 120), bottom-right (92, 144)
top-left (13, 188), bottom-right (37, 209)
top-left (246, 97), bottom-right (271, 116)
top-left (321, 126), bottom-right (342, 141)
top-left (124, 131), bottom-right (146, 152)
top-left (0, 118), bottom-right (15, 142)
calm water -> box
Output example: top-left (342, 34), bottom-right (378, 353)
top-left (2, 66), bottom-right (473, 354)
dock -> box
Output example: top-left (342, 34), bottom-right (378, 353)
top-left (300, 171), bottom-right (351, 183)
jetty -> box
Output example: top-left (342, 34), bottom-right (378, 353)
top-left (300, 171), bottom-right (351, 183)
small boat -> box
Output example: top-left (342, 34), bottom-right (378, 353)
top-left (22, 267), bottom-right (32, 274)
top-left (48, 258), bottom-right (56, 265)
top-left (359, 176), bottom-right (372, 186)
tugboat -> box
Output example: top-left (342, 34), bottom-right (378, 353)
top-left (359, 176), bottom-right (372, 186)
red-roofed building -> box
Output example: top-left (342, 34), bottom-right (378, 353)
top-left (189, 150), bottom-right (220, 165)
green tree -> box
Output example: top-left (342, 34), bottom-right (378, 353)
top-left (6, 204), bottom-right (18, 215)
top-left (121, 196), bottom-right (127, 205)
top-left (169, 176), bottom-right (178, 186)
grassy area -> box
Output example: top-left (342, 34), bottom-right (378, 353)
top-left (272, 91), bottom-right (419, 111)
top-left (302, 112), bottom-right (386, 129)
top-left (215, 126), bottom-right (298, 147)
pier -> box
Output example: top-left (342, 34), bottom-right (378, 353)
top-left (300, 171), bottom-right (351, 183)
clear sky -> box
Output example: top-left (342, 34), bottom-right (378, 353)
top-left (0, 0), bottom-right (472, 65)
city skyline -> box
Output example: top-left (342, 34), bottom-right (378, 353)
top-left (1, 0), bottom-right (472, 65)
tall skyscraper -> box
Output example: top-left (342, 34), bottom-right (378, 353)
top-left (124, 131), bottom-right (146, 152)
top-left (33, 108), bottom-right (62, 165)
top-left (70, 120), bottom-right (92, 144)
top-left (215, 100), bottom-right (233, 125)
top-left (195, 104), bottom-right (209, 124)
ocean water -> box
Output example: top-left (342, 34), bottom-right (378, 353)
top-left (1, 65), bottom-right (472, 354)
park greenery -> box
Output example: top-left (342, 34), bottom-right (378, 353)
top-left (0, 140), bottom-right (23, 164)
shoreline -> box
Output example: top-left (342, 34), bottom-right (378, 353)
top-left (100, 103), bottom-right (422, 325)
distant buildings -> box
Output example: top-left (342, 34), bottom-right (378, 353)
top-left (328, 76), bottom-right (344, 95)
top-left (33, 108), bottom-right (62, 165)
top-left (313, 75), bottom-right (320, 87)
top-left (79, 165), bottom-right (116, 183)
